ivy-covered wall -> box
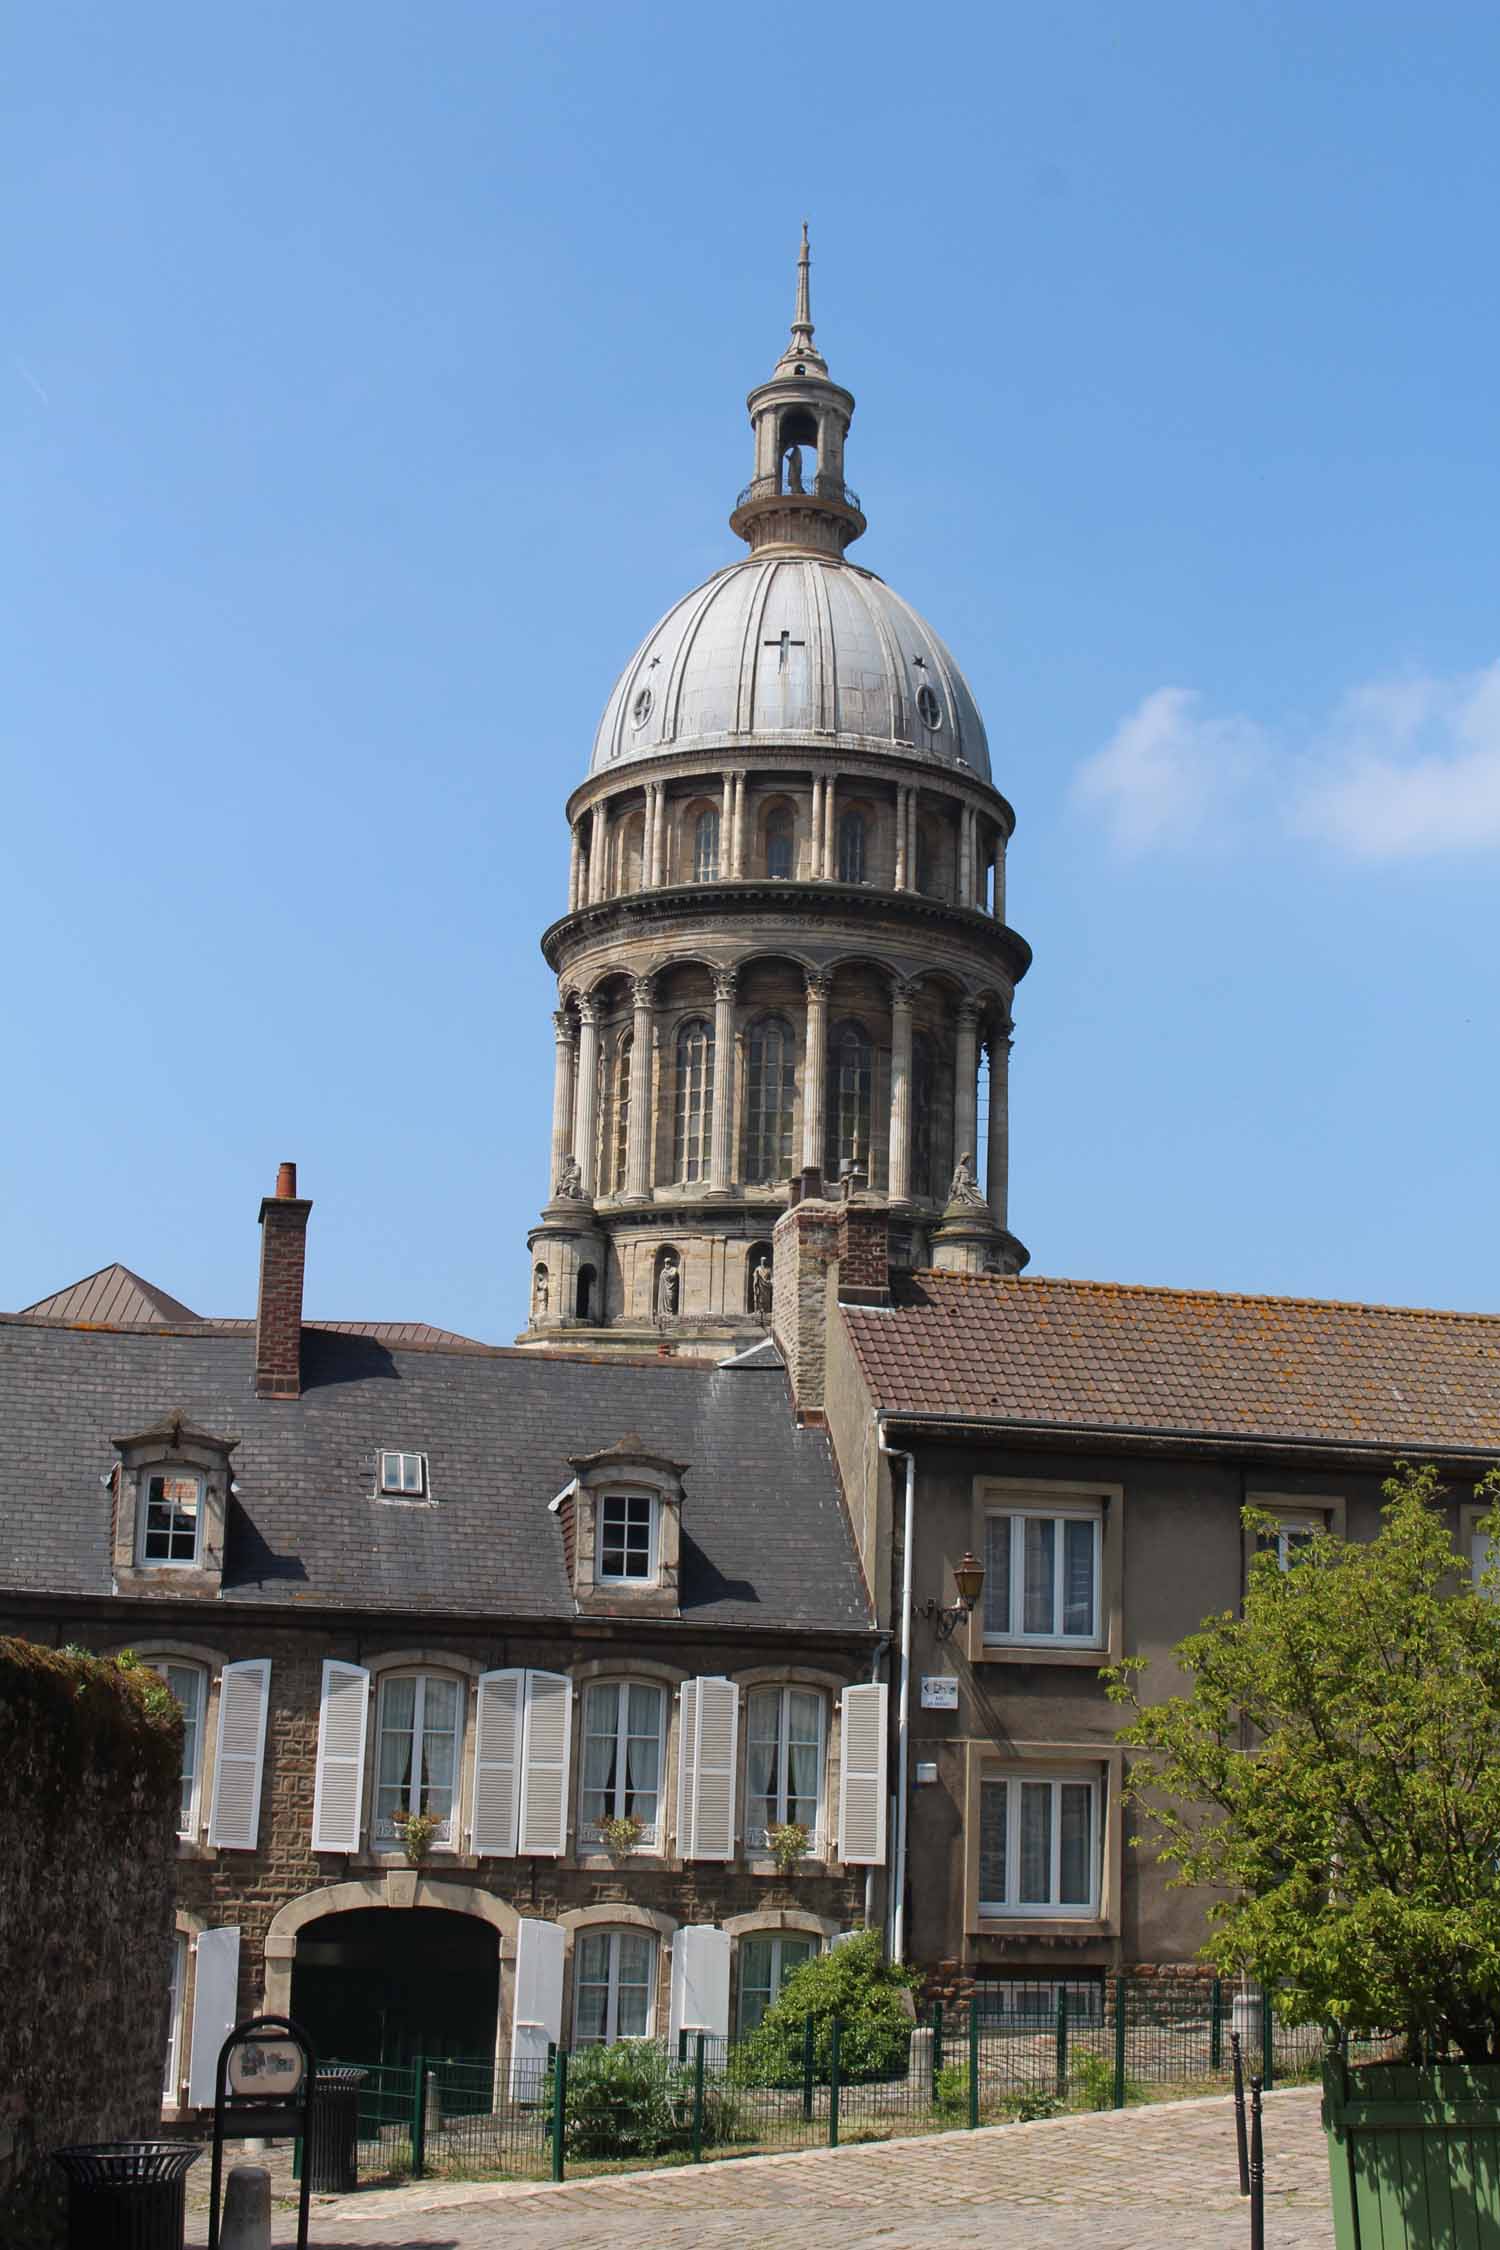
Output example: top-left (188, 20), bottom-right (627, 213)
top-left (0, 1638), bottom-right (181, 2250)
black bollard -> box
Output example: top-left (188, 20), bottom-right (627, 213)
top-left (1231, 2030), bottom-right (1250, 2196)
top-left (1249, 2074), bottom-right (1265, 2250)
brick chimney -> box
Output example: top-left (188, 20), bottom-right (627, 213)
top-left (255, 1160), bottom-right (312, 1400)
top-left (771, 1191), bottom-right (891, 1419)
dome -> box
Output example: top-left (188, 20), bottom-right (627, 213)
top-left (590, 555), bottom-right (992, 783)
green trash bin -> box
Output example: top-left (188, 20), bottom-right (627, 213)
top-left (52, 2141), bottom-right (201, 2250)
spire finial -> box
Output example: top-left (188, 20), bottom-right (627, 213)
top-left (772, 220), bottom-right (827, 379)
top-left (793, 221), bottom-right (812, 342)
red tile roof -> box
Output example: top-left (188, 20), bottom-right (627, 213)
top-left (841, 1272), bottom-right (1500, 1452)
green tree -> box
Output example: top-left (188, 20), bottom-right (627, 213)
top-left (1109, 1464), bottom-right (1500, 2060)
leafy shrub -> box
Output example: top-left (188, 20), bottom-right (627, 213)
top-left (561, 2042), bottom-right (738, 2159)
top-left (997, 2087), bottom-right (1062, 2122)
top-left (1071, 2051), bottom-right (1116, 2110)
top-left (932, 2062), bottom-right (969, 2121)
top-left (730, 1929), bottom-right (919, 2087)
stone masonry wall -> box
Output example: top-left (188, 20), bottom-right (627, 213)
top-left (0, 1640), bottom-right (180, 2250)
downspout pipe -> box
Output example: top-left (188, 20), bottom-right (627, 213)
top-left (877, 1417), bottom-right (916, 1963)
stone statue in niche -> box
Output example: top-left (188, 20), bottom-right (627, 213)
top-left (655, 1257), bottom-right (680, 1325)
top-left (532, 1266), bottom-right (549, 1318)
top-left (751, 1255), bottom-right (773, 1326)
top-left (947, 1151), bottom-right (986, 1208)
top-left (555, 1154), bottom-right (584, 1201)
top-left (783, 444), bottom-right (805, 494)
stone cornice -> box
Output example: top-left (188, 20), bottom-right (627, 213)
top-left (541, 882), bottom-right (1032, 986)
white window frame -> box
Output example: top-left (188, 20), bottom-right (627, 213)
top-left (597, 1493), bottom-right (659, 1586)
top-left (150, 1660), bottom-right (207, 1838)
top-left (736, 1932), bottom-right (819, 2035)
top-left (1264, 1516), bottom-right (1321, 1572)
top-left (1473, 1527), bottom-right (1500, 1596)
top-left (572, 1928), bottom-right (657, 2045)
top-left (745, 1684), bottom-right (827, 1852)
top-left (137, 1467), bottom-right (205, 1568)
top-left (983, 1504), bottom-right (1103, 1648)
top-left (579, 1678), bottom-right (667, 1850)
top-left (163, 1930), bottom-right (187, 2102)
top-left (372, 1670), bottom-right (464, 1849)
top-left (979, 1769), bottom-right (1102, 1920)
top-left (378, 1450), bottom-right (428, 1499)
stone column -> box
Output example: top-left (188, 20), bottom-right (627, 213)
top-left (624, 975), bottom-right (655, 1200)
top-left (721, 772), bottom-right (734, 878)
top-left (800, 969), bottom-right (830, 1174)
top-left (709, 966), bottom-right (738, 1192)
top-left (894, 786), bottom-right (910, 890)
top-left (810, 776), bottom-right (825, 880)
top-left (958, 806), bottom-right (973, 907)
top-left (993, 839), bottom-right (1005, 922)
top-left (888, 979), bottom-right (915, 1200)
top-left (549, 1008), bottom-right (577, 1196)
top-left (954, 997), bottom-right (979, 1173)
top-left (825, 776), bottom-right (838, 877)
top-left (985, 1020), bottom-right (1011, 1228)
top-left (568, 826), bottom-right (583, 913)
top-left (649, 786), bottom-right (666, 888)
top-left (573, 996), bottom-right (601, 1196)
top-left (731, 770), bottom-right (747, 877)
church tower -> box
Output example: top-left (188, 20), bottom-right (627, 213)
top-left (525, 234), bottom-right (1030, 1355)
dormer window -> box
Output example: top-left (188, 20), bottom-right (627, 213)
top-left (140, 1471), bottom-right (204, 1566)
top-left (379, 1451), bottom-right (428, 1500)
top-left (599, 1494), bottom-right (656, 1583)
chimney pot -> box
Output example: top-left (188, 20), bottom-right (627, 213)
top-left (275, 1160), bottom-right (298, 1199)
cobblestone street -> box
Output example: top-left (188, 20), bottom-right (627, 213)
top-left (188, 2085), bottom-right (1334, 2248)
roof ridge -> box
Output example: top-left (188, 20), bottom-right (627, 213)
top-left (907, 1269), bottom-right (1500, 1328)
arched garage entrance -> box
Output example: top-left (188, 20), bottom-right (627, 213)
top-left (291, 1907), bottom-right (499, 2065)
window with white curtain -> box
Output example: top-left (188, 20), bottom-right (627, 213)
top-left (163, 1930), bottom-right (187, 2100)
top-left (983, 1506), bottom-right (1102, 1647)
top-left (150, 1661), bottom-right (207, 1836)
top-left (580, 1681), bottom-right (666, 1847)
top-left (737, 1933), bottom-right (817, 2034)
top-left (979, 1772), bottom-right (1101, 1917)
top-left (746, 1686), bottom-right (824, 1847)
top-left (574, 1929), bottom-right (656, 2044)
top-left (374, 1673), bottom-right (462, 1846)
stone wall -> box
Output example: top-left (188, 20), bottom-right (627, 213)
top-left (1, 1639), bottom-right (180, 2249)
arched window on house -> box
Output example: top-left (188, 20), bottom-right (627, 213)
top-left (673, 1016), bottom-right (715, 1183)
top-left (911, 1031), bottom-right (935, 1201)
top-left (837, 809), bottom-right (867, 884)
top-left (765, 806), bottom-right (794, 880)
top-left (610, 1032), bottom-right (633, 1192)
top-left (825, 1019), bottom-right (873, 1182)
top-left (693, 807), bottom-right (720, 883)
top-left (743, 1015), bottom-right (796, 1184)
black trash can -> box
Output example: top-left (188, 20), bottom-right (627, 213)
top-left (305, 2065), bottom-right (368, 2192)
top-left (53, 2142), bottom-right (200, 2250)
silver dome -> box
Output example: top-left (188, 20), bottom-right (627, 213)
top-left (590, 555), bottom-right (991, 782)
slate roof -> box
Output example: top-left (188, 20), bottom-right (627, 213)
top-left (842, 1271), bottom-right (1500, 1454)
top-left (17, 1267), bottom-right (480, 1352)
top-left (0, 1318), bottom-right (869, 1632)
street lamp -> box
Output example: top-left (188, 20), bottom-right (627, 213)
top-left (919, 1550), bottom-right (986, 1643)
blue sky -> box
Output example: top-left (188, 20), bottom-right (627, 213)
top-left (6, 2), bottom-right (1499, 1337)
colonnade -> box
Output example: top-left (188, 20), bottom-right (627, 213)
top-left (547, 966), bottom-right (1011, 1223)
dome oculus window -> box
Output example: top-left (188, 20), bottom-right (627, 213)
top-left (916, 683), bottom-right (943, 730)
top-left (631, 686), bottom-right (653, 728)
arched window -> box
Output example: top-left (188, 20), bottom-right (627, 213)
top-left (574, 1929), bottom-right (656, 2044)
top-left (611, 1032), bottom-right (633, 1191)
top-left (580, 1681), bottom-right (667, 1848)
top-left (914, 823), bottom-right (933, 896)
top-left (693, 807), bottom-right (720, 883)
top-left (825, 1020), bottom-right (873, 1182)
top-left (374, 1671), bottom-right (463, 1847)
top-left (576, 1264), bottom-right (596, 1320)
top-left (765, 806), bottom-right (794, 880)
top-left (738, 1933), bottom-right (819, 2036)
top-left (837, 809), bottom-right (866, 884)
top-left (911, 1032), bottom-right (935, 1201)
top-left (673, 1016), bottom-right (715, 1182)
top-left (618, 813), bottom-right (645, 894)
top-left (743, 1016), bottom-right (796, 1184)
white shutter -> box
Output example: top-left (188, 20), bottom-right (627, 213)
top-left (681, 1676), bottom-right (738, 1862)
top-left (509, 1917), bottom-right (565, 2100)
top-left (207, 1660), bottom-right (271, 1851)
top-left (669, 1925), bottom-right (731, 2043)
top-left (838, 1682), bottom-right (888, 1865)
top-left (186, 1926), bottom-right (240, 2108)
top-left (311, 1660), bottom-right (370, 1853)
top-left (676, 1678), bottom-right (699, 1853)
top-left (518, 1670), bottom-right (572, 1857)
top-left (472, 1669), bottom-right (524, 1856)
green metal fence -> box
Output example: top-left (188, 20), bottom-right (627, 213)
top-left (322, 1978), bottom-right (1390, 2188)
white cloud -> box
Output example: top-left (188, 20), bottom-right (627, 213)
top-left (1070, 686), bottom-right (1266, 852)
top-left (1293, 662), bottom-right (1500, 858)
